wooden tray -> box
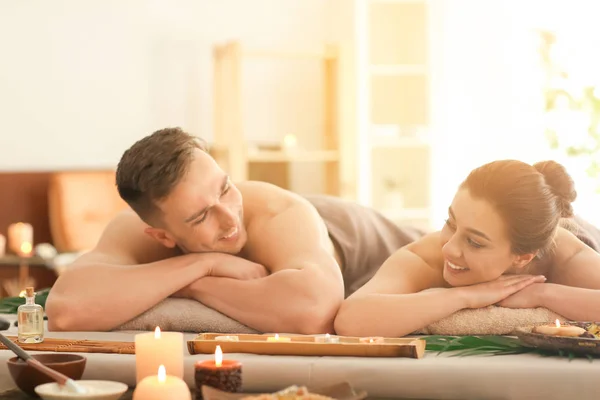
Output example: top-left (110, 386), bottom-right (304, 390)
top-left (201, 381), bottom-right (367, 400)
top-left (0, 336), bottom-right (135, 354)
top-left (187, 333), bottom-right (425, 359)
top-left (515, 322), bottom-right (600, 356)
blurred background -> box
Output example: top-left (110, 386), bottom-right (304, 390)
top-left (0, 0), bottom-right (599, 294)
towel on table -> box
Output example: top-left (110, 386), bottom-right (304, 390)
top-left (414, 306), bottom-right (565, 336)
top-left (116, 297), bottom-right (564, 337)
top-left (116, 298), bottom-right (259, 333)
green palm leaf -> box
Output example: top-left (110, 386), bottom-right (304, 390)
top-left (423, 335), bottom-right (595, 361)
top-left (0, 288), bottom-right (50, 314)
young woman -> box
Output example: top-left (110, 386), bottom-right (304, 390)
top-left (334, 159), bottom-right (600, 337)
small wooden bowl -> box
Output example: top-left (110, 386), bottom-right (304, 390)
top-left (7, 353), bottom-right (87, 397)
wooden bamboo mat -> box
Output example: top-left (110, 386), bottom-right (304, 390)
top-left (0, 336), bottom-right (135, 354)
top-left (0, 388), bottom-right (133, 399)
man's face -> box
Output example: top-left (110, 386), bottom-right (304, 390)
top-left (151, 149), bottom-right (247, 254)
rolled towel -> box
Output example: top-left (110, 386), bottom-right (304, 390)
top-left (413, 306), bottom-right (566, 336)
top-left (116, 298), bottom-right (259, 334)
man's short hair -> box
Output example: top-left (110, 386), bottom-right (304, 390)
top-left (116, 127), bottom-right (208, 223)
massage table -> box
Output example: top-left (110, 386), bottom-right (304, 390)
top-left (0, 313), bottom-right (598, 399)
top-left (30, 173), bottom-right (600, 398)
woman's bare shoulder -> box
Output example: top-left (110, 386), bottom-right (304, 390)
top-left (403, 230), bottom-right (445, 272)
top-left (547, 227), bottom-right (590, 266)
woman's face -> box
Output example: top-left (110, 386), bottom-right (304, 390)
top-left (439, 189), bottom-right (526, 286)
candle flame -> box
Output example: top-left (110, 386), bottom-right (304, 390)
top-left (157, 365), bottom-right (166, 383)
top-left (20, 242), bottom-right (32, 255)
top-left (154, 326), bottom-right (161, 339)
top-left (215, 345), bottom-right (223, 367)
top-left (555, 319), bottom-right (561, 328)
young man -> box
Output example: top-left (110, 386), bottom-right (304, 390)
top-left (46, 128), bottom-right (422, 333)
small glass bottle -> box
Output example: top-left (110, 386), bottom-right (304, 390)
top-left (17, 286), bottom-right (44, 343)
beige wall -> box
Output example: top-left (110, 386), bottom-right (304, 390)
top-left (0, 0), bottom-right (335, 193)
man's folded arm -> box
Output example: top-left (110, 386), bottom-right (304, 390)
top-left (188, 263), bottom-right (342, 334)
top-left (46, 211), bottom-right (219, 331)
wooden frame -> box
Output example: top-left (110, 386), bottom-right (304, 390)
top-left (212, 41), bottom-right (343, 196)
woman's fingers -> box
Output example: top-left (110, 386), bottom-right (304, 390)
top-left (506, 275), bottom-right (546, 293)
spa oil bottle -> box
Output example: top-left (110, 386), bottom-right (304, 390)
top-left (17, 286), bottom-right (44, 343)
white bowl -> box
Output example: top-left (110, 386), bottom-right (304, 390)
top-left (34, 380), bottom-right (128, 400)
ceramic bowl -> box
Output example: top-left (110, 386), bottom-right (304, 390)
top-left (7, 353), bottom-right (86, 397)
top-left (35, 380), bottom-right (129, 400)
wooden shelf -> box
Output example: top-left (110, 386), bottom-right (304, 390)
top-left (247, 150), bottom-right (339, 163)
top-left (370, 64), bottom-right (427, 76)
top-left (213, 41), bottom-right (343, 196)
top-left (371, 136), bottom-right (430, 149)
top-left (243, 49), bottom-right (337, 61)
top-left (370, 0), bottom-right (426, 3)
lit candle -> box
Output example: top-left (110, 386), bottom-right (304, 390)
top-left (314, 333), bottom-right (340, 343)
top-left (20, 242), bottom-right (32, 257)
top-left (266, 334), bottom-right (291, 342)
top-left (533, 319), bottom-right (586, 337)
top-left (359, 336), bottom-right (385, 344)
top-left (133, 365), bottom-right (191, 400)
top-left (135, 327), bottom-right (184, 383)
top-left (195, 346), bottom-right (242, 398)
top-left (7, 222), bottom-right (33, 256)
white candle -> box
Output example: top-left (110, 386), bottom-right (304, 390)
top-left (7, 222), bottom-right (33, 255)
top-left (315, 334), bottom-right (340, 343)
top-left (266, 334), bottom-right (291, 342)
top-left (533, 319), bottom-right (586, 337)
top-left (135, 327), bottom-right (184, 383)
top-left (359, 336), bottom-right (385, 344)
top-left (133, 365), bottom-right (191, 400)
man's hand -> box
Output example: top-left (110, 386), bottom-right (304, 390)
top-left (209, 258), bottom-right (268, 280)
top-left (171, 255), bottom-right (268, 299)
top-left (458, 274), bottom-right (547, 309)
top-left (496, 283), bottom-right (545, 309)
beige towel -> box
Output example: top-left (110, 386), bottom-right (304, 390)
top-left (116, 298), bottom-right (259, 333)
top-left (116, 299), bottom-right (565, 336)
top-left (414, 306), bottom-right (565, 336)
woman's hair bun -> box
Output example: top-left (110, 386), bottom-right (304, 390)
top-left (533, 160), bottom-right (577, 218)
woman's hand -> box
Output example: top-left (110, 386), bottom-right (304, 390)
top-left (496, 283), bottom-right (545, 308)
top-left (458, 274), bottom-right (547, 309)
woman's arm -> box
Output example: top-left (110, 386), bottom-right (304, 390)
top-left (538, 228), bottom-right (600, 320)
top-left (334, 233), bottom-right (465, 337)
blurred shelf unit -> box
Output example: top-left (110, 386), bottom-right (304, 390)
top-left (211, 41), bottom-right (346, 197)
top-left (357, 0), bottom-right (433, 230)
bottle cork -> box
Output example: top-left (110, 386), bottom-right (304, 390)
top-left (25, 287), bottom-right (34, 297)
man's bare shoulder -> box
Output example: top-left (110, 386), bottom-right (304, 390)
top-left (77, 209), bottom-right (180, 266)
top-left (237, 180), bottom-right (307, 217)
